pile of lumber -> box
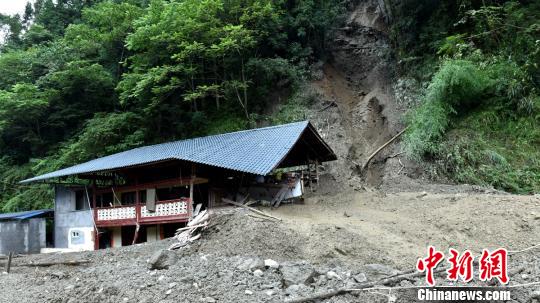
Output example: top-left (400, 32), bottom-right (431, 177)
top-left (168, 209), bottom-right (209, 250)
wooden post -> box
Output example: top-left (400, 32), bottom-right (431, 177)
top-left (307, 157), bottom-right (313, 192)
top-left (132, 183), bottom-right (141, 245)
top-left (315, 159), bottom-right (319, 188)
top-left (5, 252), bottom-right (13, 273)
top-left (189, 164), bottom-right (196, 218)
top-left (132, 223), bottom-right (140, 245)
top-left (92, 179), bottom-right (99, 250)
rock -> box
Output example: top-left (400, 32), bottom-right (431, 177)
top-left (530, 291), bottom-right (540, 300)
top-left (353, 273), bottom-right (367, 283)
top-left (245, 290), bottom-right (253, 295)
top-left (261, 283), bottom-right (279, 289)
top-left (326, 271), bottom-right (341, 280)
top-left (168, 282), bottom-right (177, 288)
top-left (237, 258), bottom-right (254, 271)
top-left (264, 259), bottom-right (279, 269)
top-left (253, 269), bottom-right (264, 277)
top-left (363, 264), bottom-right (399, 276)
top-left (201, 297), bottom-right (216, 303)
top-left (280, 262), bottom-right (318, 287)
top-left (249, 259), bottom-right (265, 271)
top-left (316, 274), bottom-right (327, 286)
top-left (285, 284), bottom-right (301, 295)
top-left (65, 285), bottom-right (75, 291)
top-left (147, 249), bottom-right (177, 270)
top-left (400, 280), bottom-right (413, 287)
top-left (265, 290), bottom-right (275, 296)
top-left (417, 191), bottom-right (428, 198)
top-left (50, 271), bottom-right (67, 279)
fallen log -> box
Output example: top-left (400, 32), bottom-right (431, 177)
top-left (222, 198), bottom-right (282, 221)
top-left (362, 127), bottom-right (408, 171)
top-left (287, 267), bottom-right (445, 303)
top-left (16, 260), bottom-right (91, 267)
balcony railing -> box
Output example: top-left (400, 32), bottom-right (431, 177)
top-left (95, 198), bottom-right (191, 226)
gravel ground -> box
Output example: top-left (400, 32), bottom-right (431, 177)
top-left (1, 190), bottom-right (539, 303)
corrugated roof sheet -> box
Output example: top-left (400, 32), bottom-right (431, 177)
top-left (0, 209), bottom-right (53, 220)
top-left (21, 121), bottom-right (333, 183)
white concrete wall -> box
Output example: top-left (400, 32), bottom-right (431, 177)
top-left (55, 186), bottom-right (94, 250)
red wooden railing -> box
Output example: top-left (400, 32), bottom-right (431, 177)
top-left (94, 198), bottom-right (191, 226)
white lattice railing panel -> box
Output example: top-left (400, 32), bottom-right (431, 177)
top-left (97, 206), bottom-right (136, 221)
top-left (141, 200), bottom-right (188, 218)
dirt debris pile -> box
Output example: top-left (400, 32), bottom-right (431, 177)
top-left (1, 208), bottom-right (539, 303)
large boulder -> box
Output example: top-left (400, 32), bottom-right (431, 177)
top-left (147, 249), bottom-right (178, 270)
top-left (279, 262), bottom-right (318, 287)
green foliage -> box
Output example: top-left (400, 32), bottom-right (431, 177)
top-left (404, 59), bottom-right (491, 159)
top-left (0, 0), bottom-right (343, 212)
top-left (269, 84), bottom-right (317, 125)
top-left (436, 110), bottom-right (540, 194)
top-left (399, 0), bottom-right (540, 193)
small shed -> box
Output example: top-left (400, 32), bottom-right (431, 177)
top-left (0, 209), bottom-right (53, 255)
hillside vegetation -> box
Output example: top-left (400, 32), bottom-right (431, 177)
top-left (390, 0), bottom-right (540, 193)
top-left (0, 0), bottom-right (342, 211)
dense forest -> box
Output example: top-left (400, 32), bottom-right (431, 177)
top-left (0, 0), bottom-right (538, 212)
top-left (0, 0), bottom-right (343, 211)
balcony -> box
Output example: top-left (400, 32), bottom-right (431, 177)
top-left (94, 198), bottom-right (191, 226)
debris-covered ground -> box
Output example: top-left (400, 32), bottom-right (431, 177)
top-left (1, 191), bottom-right (539, 303)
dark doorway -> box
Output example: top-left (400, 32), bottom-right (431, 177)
top-left (162, 222), bottom-right (185, 239)
top-left (121, 225), bottom-right (147, 246)
top-left (98, 229), bottom-right (112, 249)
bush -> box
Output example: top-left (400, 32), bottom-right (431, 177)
top-left (404, 59), bottom-right (491, 159)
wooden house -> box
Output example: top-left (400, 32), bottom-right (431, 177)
top-left (20, 121), bottom-right (336, 250)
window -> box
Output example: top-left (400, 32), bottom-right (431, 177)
top-left (139, 190), bottom-right (147, 204)
top-left (121, 191), bottom-right (136, 205)
top-left (75, 190), bottom-right (90, 211)
top-left (97, 193), bottom-right (113, 207)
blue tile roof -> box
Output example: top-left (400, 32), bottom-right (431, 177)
top-left (0, 209), bottom-right (53, 220)
top-left (21, 121), bottom-right (335, 183)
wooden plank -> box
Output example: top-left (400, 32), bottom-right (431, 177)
top-left (146, 188), bottom-right (156, 212)
top-left (193, 203), bottom-right (202, 217)
top-left (16, 259), bottom-right (91, 267)
top-left (222, 198), bottom-right (282, 221)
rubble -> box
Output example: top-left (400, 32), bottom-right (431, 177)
top-left (1, 194), bottom-right (539, 303)
top-left (169, 210), bottom-right (209, 250)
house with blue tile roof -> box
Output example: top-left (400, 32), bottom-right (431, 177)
top-left (20, 121), bottom-right (336, 250)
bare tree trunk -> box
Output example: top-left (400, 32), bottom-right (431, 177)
top-left (240, 55), bottom-right (248, 119)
